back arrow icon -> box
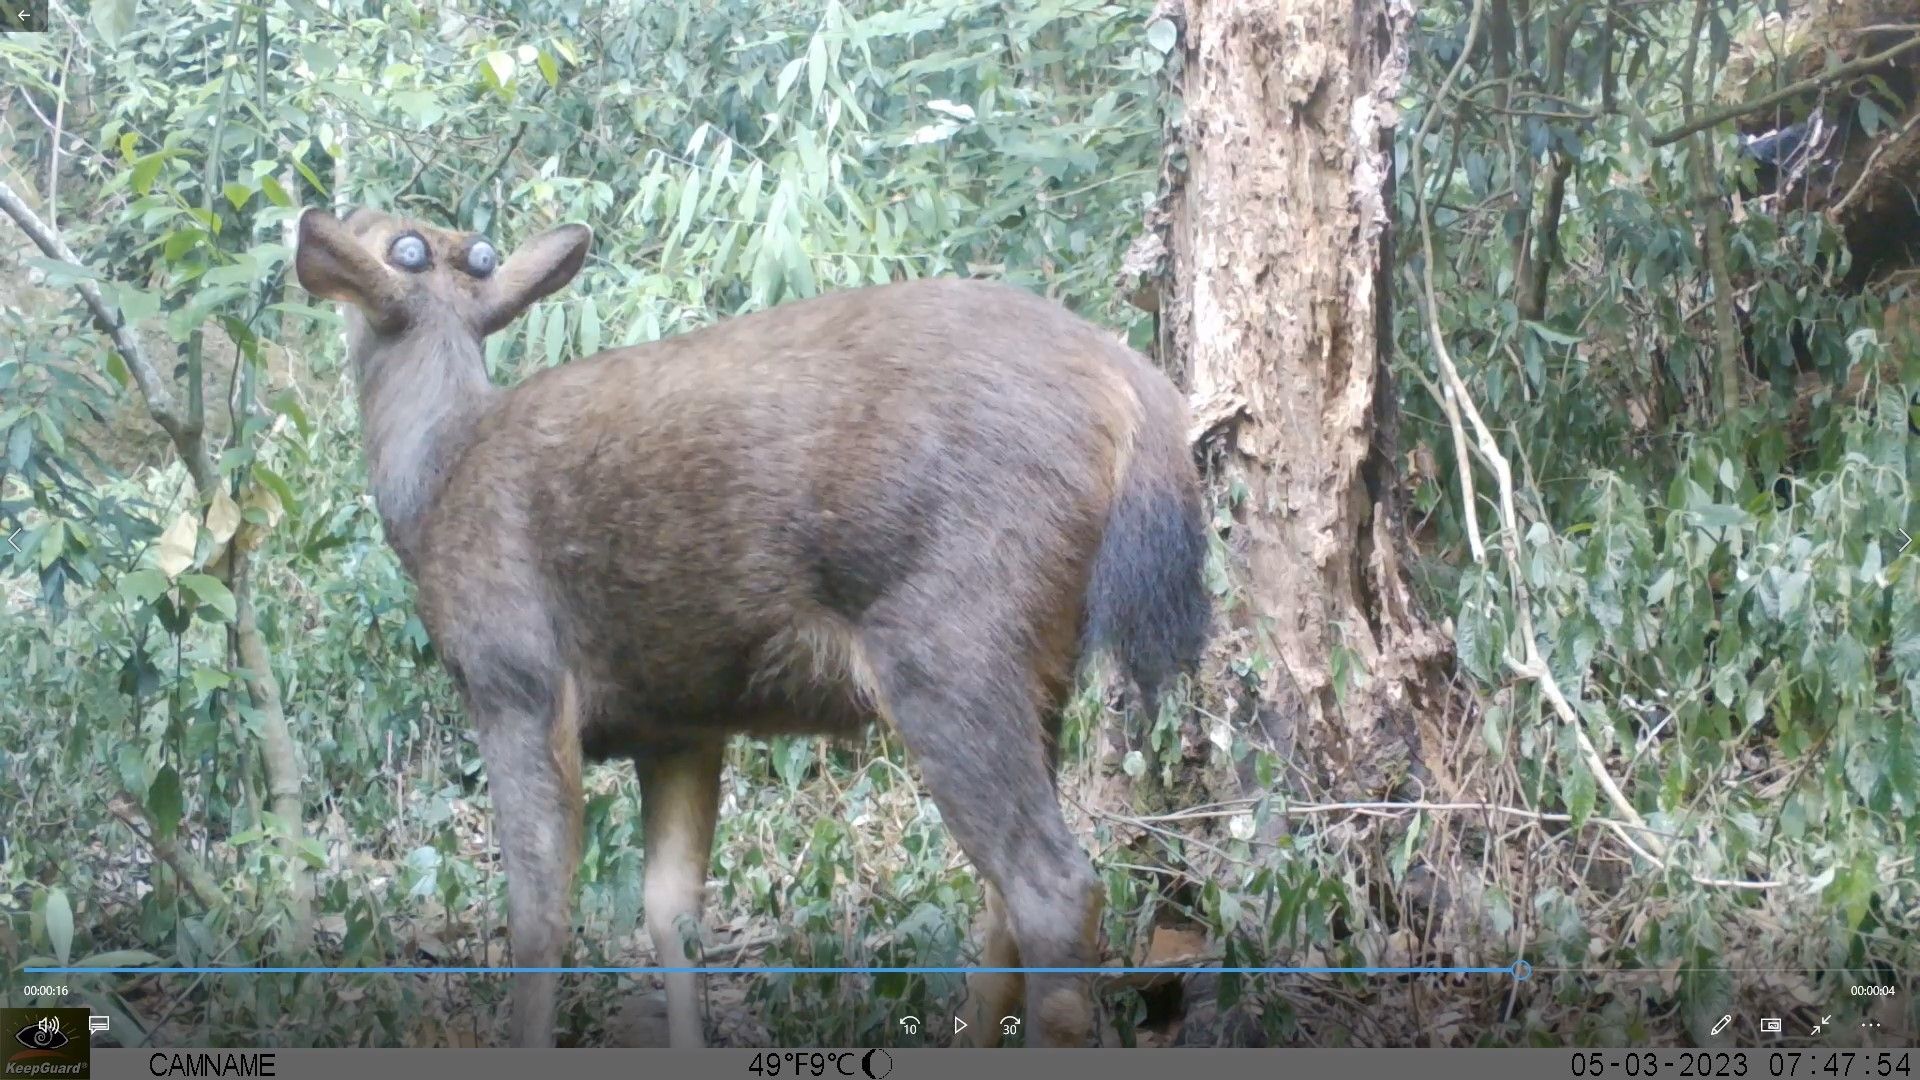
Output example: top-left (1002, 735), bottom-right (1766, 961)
top-left (4, 528), bottom-right (21, 553)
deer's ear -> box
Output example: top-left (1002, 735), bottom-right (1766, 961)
top-left (478, 223), bottom-right (592, 336)
top-left (295, 207), bottom-right (407, 327)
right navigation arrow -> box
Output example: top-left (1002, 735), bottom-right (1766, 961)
top-left (1901, 529), bottom-right (1913, 554)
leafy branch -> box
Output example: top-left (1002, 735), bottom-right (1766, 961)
top-left (0, 178), bottom-right (217, 493)
top-left (1650, 31), bottom-right (1920, 147)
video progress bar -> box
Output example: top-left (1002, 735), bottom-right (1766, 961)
top-left (25, 962), bottom-right (1532, 977)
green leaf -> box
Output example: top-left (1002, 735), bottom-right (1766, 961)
top-left (544, 305), bottom-right (566, 367)
top-left (1689, 503), bottom-right (1749, 530)
top-left (1146, 18), bottom-right (1177, 53)
top-left (777, 57), bottom-right (806, 102)
top-left (7, 419), bottom-right (30, 470)
top-left (177, 573), bottom-right (236, 622)
top-left (162, 227), bottom-right (206, 262)
top-left (537, 49), bottom-right (560, 89)
top-left (296, 838), bottom-right (329, 869)
top-left (391, 90), bottom-right (443, 128)
top-left (1645, 567), bottom-right (1676, 606)
top-left (675, 172), bottom-right (703, 244)
top-left (253, 465), bottom-right (299, 518)
top-left (482, 51), bottom-right (515, 94)
top-left (117, 284), bottom-right (161, 324)
top-left (807, 34), bottom-right (828, 105)
top-left (131, 153), bottom-right (167, 196)
top-left (117, 568), bottom-right (170, 604)
top-left (293, 156), bottom-right (327, 195)
top-left (222, 183), bottom-right (254, 211)
top-left (579, 296), bottom-right (601, 355)
top-left (1562, 755), bottom-right (1596, 829)
top-left (186, 207), bottom-right (223, 235)
top-left (191, 667), bottom-right (233, 694)
top-left (25, 257), bottom-right (101, 286)
top-left (260, 175), bottom-right (292, 208)
top-left (44, 888), bottom-right (74, 966)
top-left (299, 42), bottom-right (337, 77)
top-left (73, 950), bottom-right (162, 968)
top-left (268, 391), bottom-right (312, 438)
top-left (148, 766), bottom-right (183, 842)
top-left (92, 0), bottom-right (137, 47)
top-left (1524, 321), bottom-right (1584, 346)
top-left (202, 256), bottom-right (261, 288)
top-left (37, 520), bottom-right (65, 570)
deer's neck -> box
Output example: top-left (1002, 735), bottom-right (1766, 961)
top-left (352, 327), bottom-right (500, 576)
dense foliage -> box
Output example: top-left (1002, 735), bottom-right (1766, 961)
top-left (0, 0), bottom-right (1914, 1049)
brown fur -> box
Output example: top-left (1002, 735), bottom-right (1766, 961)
top-left (293, 205), bottom-right (1211, 1048)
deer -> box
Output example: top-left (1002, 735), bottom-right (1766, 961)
top-left (291, 204), bottom-right (1212, 1049)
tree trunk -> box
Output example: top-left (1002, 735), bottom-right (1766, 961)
top-left (1164, 0), bottom-right (1446, 802)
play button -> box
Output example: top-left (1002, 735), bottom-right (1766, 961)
top-left (953, 1015), bottom-right (968, 1036)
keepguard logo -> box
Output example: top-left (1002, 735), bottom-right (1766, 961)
top-left (2, 1009), bottom-right (90, 1079)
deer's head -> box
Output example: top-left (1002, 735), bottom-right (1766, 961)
top-left (294, 205), bottom-right (593, 355)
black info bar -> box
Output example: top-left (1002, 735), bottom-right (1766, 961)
top-left (80, 1048), bottom-right (1920, 1080)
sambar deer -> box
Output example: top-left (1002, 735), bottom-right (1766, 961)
top-left (292, 205), bottom-right (1211, 1048)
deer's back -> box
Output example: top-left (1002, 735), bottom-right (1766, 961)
top-left (420, 277), bottom-right (1174, 749)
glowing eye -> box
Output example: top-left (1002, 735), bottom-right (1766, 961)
top-left (389, 234), bottom-right (429, 270)
top-left (465, 241), bottom-right (498, 277)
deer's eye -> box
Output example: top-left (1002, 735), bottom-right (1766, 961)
top-left (389, 234), bottom-right (430, 271)
top-left (464, 240), bottom-right (498, 278)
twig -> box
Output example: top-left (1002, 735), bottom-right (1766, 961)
top-left (457, 109), bottom-right (534, 227)
top-left (47, 39), bottom-right (72, 234)
top-left (1087, 797), bottom-right (1790, 890)
top-left (1828, 106), bottom-right (1920, 219)
top-left (1650, 32), bottom-right (1920, 147)
top-left (104, 793), bottom-right (226, 911)
top-left (1076, 801), bottom-right (1243, 867)
top-left (1404, 361), bottom-right (1486, 561)
top-left (0, 178), bottom-right (216, 492)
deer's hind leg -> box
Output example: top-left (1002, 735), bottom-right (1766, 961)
top-left (861, 605), bottom-right (1104, 1048)
top-left (955, 882), bottom-right (1025, 1046)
